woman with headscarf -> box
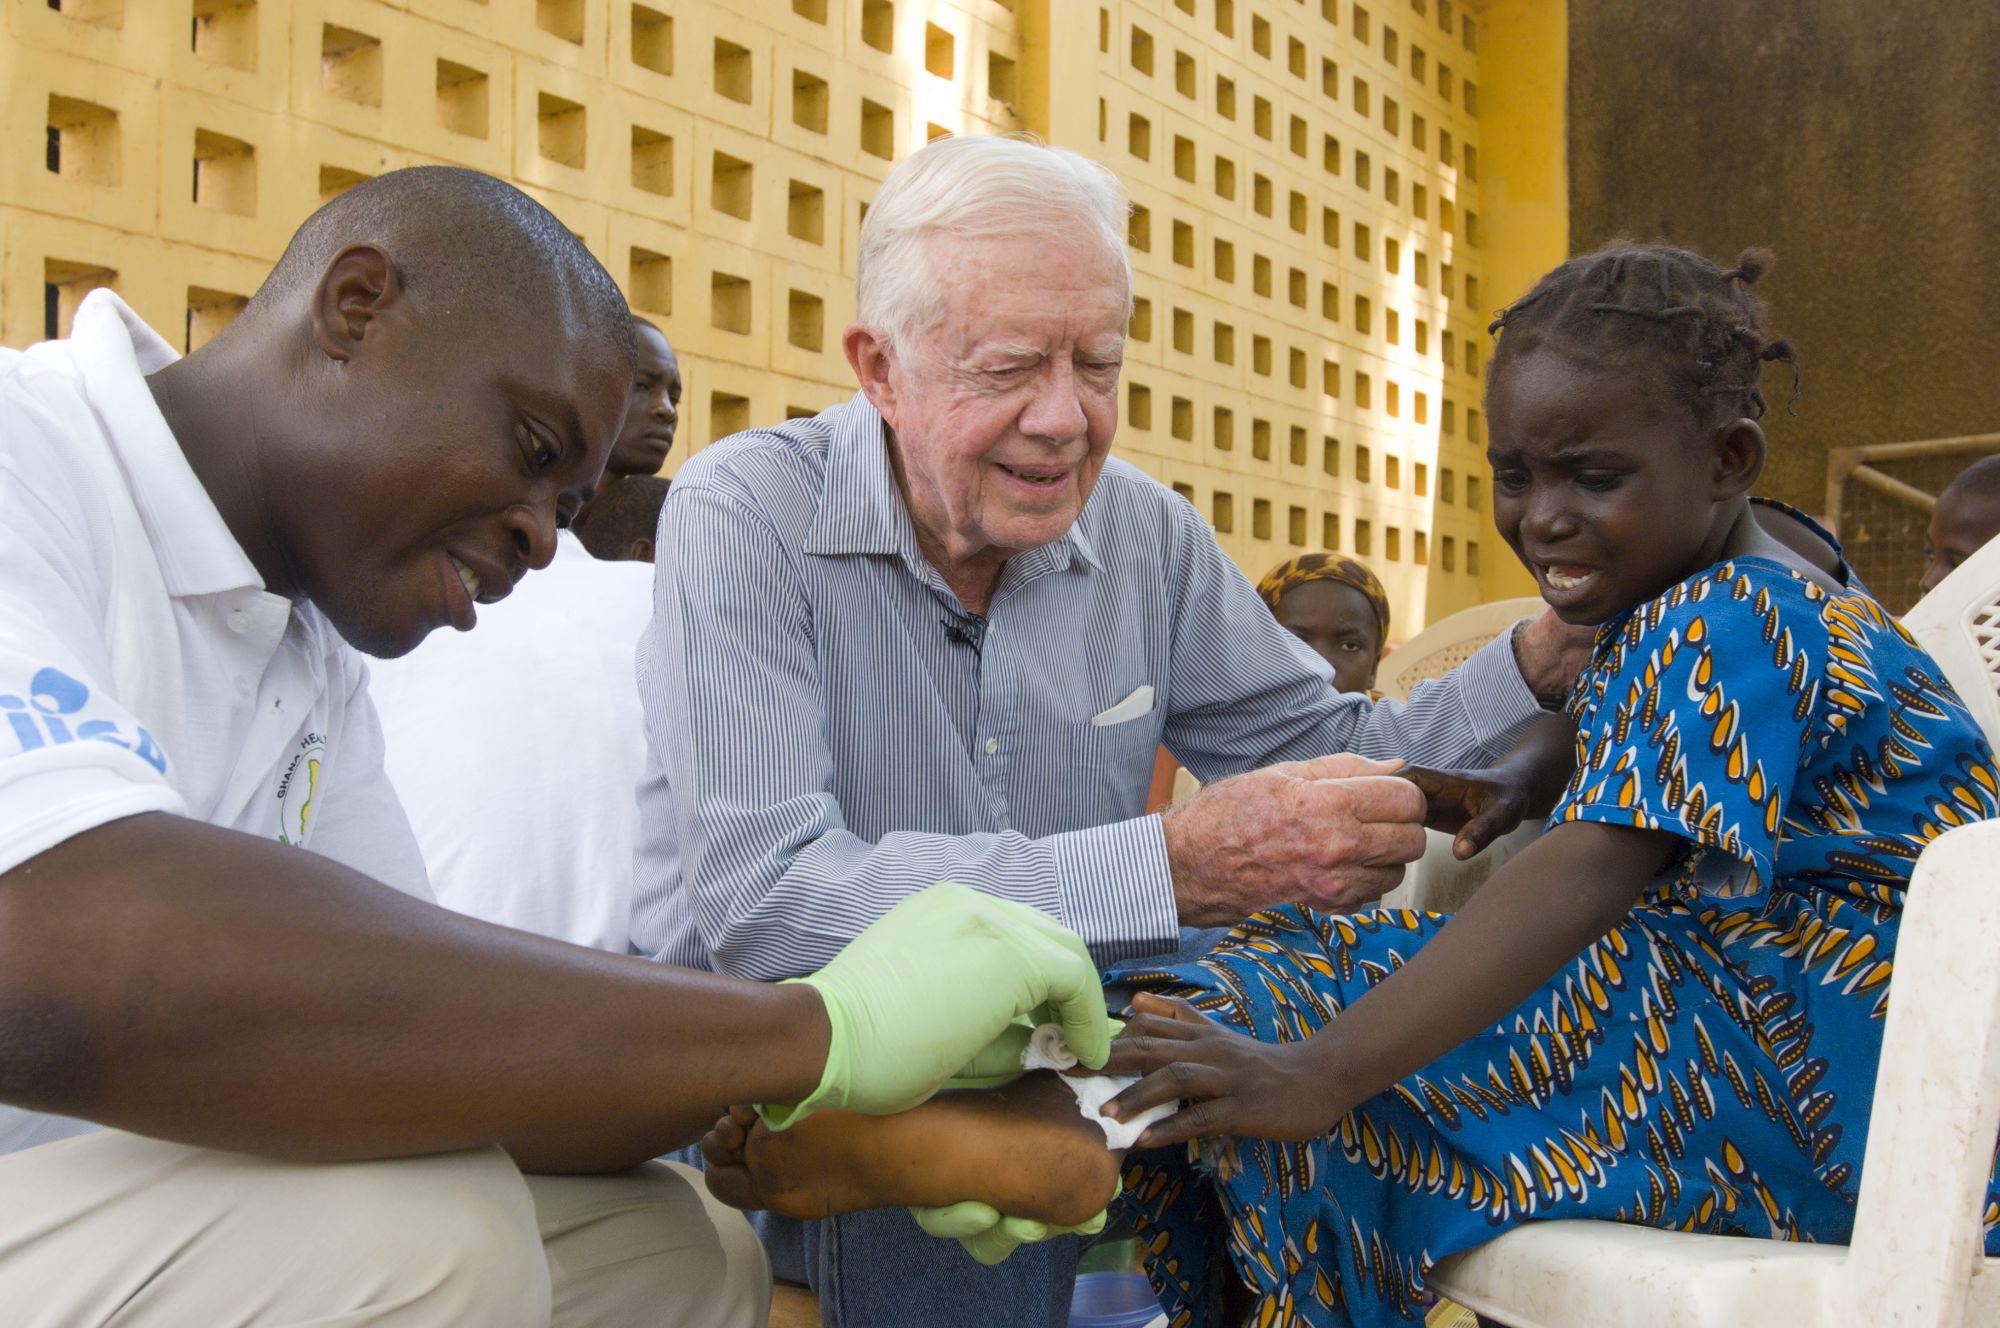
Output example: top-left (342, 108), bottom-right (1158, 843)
top-left (1254, 552), bottom-right (1391, 696)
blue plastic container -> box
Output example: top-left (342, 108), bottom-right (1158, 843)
top-left (1068, 1271), bottom-right (1166, 1328)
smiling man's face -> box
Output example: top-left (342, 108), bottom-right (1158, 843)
top-left (875, 230), bottom-right (1128, 584)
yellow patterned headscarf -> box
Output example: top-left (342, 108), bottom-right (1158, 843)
top-left (1255, 553), bottom-right (1391, 638)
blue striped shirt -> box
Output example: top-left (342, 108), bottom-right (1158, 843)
top-left (633, 394), bottom-right (1541, 979)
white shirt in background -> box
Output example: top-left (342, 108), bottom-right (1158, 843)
top-left (369, 532), bottom-right (654, 954)
top-left (0, 290), bottom-right (428, 1157)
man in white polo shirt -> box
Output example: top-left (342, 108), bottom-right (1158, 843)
top-left (0, 167), bottom-right (1114, 1327)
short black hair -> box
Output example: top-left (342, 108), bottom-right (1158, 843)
top-left (1487, 242), bottom-right (1800, 432)
top-left (1943, 454), bottom-right (2000, 505)
top-left (254, 166), bottom-right (635, 379)
top-left (574, 475), bottom-right (670, 561)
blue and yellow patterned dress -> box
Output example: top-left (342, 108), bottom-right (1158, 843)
top-left (1108, 554), bottom-right (2000, 1327)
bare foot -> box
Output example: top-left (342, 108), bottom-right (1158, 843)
top-left (700, 1072), bottom-right (1123, 1227)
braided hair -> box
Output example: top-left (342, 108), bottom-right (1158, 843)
top-left (1486, 242), bottom-right (1800, 432)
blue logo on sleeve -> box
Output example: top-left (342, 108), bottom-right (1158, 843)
top-left (0, 666), bottom-right (168, 774)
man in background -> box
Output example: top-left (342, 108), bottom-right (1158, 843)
top-left (1919, 454), bottom-right (2000, 596)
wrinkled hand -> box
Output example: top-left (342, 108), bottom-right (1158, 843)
top-left (911, 1199), bottom-right (1109, 1266)
top-left (761, 884), bottom-right (1110, 1129)
top-left (1099, 993), bottom-right (1344, 1147)
top-left (1162, 753), bottom-right (1427, 925)
top-left (1395, 763), bottom-right (1534, 861)
top-left (1512, 609), bottom-right (1597, 702)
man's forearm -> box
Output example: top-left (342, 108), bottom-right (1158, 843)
top-left (0, 814), bottom-right (829, 1170)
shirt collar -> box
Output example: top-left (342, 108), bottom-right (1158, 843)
top-left (801, 392), bottom-right (1103, 576)
top-left (66, 290), bottom-right (265, 599)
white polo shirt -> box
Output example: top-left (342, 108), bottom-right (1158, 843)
top-left (370, 532), bottom-right (655, 953)
top-left (0, 290), bottom-right (429, 1156)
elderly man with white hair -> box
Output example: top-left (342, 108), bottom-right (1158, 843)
top-left (635, 135), bottom-right (1584, 1324)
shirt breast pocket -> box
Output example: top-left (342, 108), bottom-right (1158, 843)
top-left (1067, 701), bottom-right (1160, 825)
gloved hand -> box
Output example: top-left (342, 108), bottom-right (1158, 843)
top-left (759, 883), bottom-right (1110, 1128)
top-left (911, 1199), bottom-right (1110, 1266)
top-left (944, 1011), bottom-right (1129, 1090)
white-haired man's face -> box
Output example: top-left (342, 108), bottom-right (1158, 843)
top-left (863, 231), bottom-right (1127, 591)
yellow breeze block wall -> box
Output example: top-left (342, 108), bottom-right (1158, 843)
top-left (1, 0), bottom-right (1026, 456)
top-left (3, 0), bottom-right (1533, 635)
top-left (1028, 0), bottom-right (1496, 636)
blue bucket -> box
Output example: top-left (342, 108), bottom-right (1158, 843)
top-left (1068, 1271), bottom-right (1166, 1328)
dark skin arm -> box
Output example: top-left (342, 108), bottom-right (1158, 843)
top-left (1398, 711), bottom-right (1579, 860)
top-left (0, 814), bottom-right (830, 1174)
top-left (1101, 820), bottom-right (1676, 1144)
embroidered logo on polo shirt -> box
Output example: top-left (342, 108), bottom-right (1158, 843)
top-left (275, 731), bottom-right (327, 847)
top-left (0, 666), bottom-right (168, 773)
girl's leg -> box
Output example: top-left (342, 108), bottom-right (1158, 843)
top-left (702, 1071), bottom-right (1125, 1228)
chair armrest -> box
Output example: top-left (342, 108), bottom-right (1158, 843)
top-left (1845, 818), bottom-right (2000, 1317)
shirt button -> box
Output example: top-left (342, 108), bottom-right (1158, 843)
top-left (228, 610), bottom-right (249, 633)
top-left (984, 737), bottom-right (999, 756)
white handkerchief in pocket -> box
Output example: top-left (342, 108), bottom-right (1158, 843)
top-left (1090, 684), bottom-right (1155, 727)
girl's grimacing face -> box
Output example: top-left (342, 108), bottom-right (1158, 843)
top-left (1485, 351), bottom-right (1730, 627)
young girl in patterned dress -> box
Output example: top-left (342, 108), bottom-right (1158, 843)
top-left (1090, 244), bottom-right (2000, 1325)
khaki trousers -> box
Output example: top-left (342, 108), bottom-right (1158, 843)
top-left (0, 1130), bottom-right (770, 1327)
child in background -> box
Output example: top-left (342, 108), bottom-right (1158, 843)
top-left (1095, 244), bottom-right (2000, 1324)
top-left (1918, 453), bottom-right (2000, 597)
top-left (1258, 553), bottom-right (1392, 696)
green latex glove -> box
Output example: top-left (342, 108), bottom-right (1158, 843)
top-left (910, 1200), bottom-right (1109, 1266)
top-left (759, 883), bottom-right (1110, 1128)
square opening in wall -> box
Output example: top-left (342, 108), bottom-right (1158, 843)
top-left (1323, 512), bottom-right (1340, 550)
top-left (1171, 396), bottom-right (1193, 441)
top-left (185, 286), bottom-right (247, 353)
top-left (46, 96), bottom-right (121, 186)
top-left (537, 93), bottom-right (587, 169)
top-left (788, 180), bottom-right (825, 243)
top-left (631, 6), bottom-right (673, 76)
top-left (537, 0), bottom-right (584, 44)
top-left (1212, 491), bottom-right (1234, 533)
top-left (1128, 382), bottom-right (1152, 429)
top-left (710, 392), bottom-right (750, 442)
top-left (714, 39), bottom-right (753, 103)
top-left (861, 0), bottom-right (893, 53)
top-left (192, 1), bottom-right (257, 72)
top-left (1126, 114), bottom-right (1150, 162)
top-left (629, 248), bottom-right (672, 315)
top-left (321, 24), bottom-right (382, 107)
top-left (1128, 297), bottom-right (1151, 342)
top-left (47, 0), bottom-right (122, 27)
top-left (1289, 425), bottom-right (1307, 467)
top-left (1129, 205), bottom-right (1150, 252)
top-left (318, 164), bottom-right (368, 204)
top-left (794, 0), bottom-right (827, 21)
top-left (927, 22), bottom-right (956, 79)
top-left (1171, 221), bottom-right (1192, 267)
top-left (193, 128), bottom-right (256, 215)
top-left (1252, 417), bottom-right (1271, 458)
top-left (43, 259), bottom-right (117, 340)
top-left (1289, 506), bottom-right (1307, 546)
top-left (792, 70), bottom-right (829, 132)
top-left (711, 151), bottom-right (752, 219)
top-left (788, 290), bottom-right (824, 352)
top-left (1212, 406), bottom-right (1233, 450)
top-left (710, 272), bottom-right (751, 334)
top-left (1171, 308), bottom-right (1193, 354)
top-left (1253, 499), bottom-right (1271, 541)
top-left (988, 51), bottom-right (1017, 105)
top-left (631, 126), bottom-right (674, 196)
top-left (860, 100), bottom-right (894, 159)
top-left (437, 61), bottom-right (490, 139)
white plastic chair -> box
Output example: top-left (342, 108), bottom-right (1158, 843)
top-left (1429, 818), bottom-right (2000, 1328)
top-left (1376, 598), bottom-right (1548, 704)
top-left (1901, 534), bottom-right (2000, 745)
top-left (1428, 549), bottom-right (2000, 1328)
top-left (1375, 597), bottom-right (1546, 914)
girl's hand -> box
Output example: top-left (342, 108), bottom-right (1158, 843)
top-left (1097, 992), bottom-right (1348, 1146)
top-left (1395, 763), bottom-right (1536, 860)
